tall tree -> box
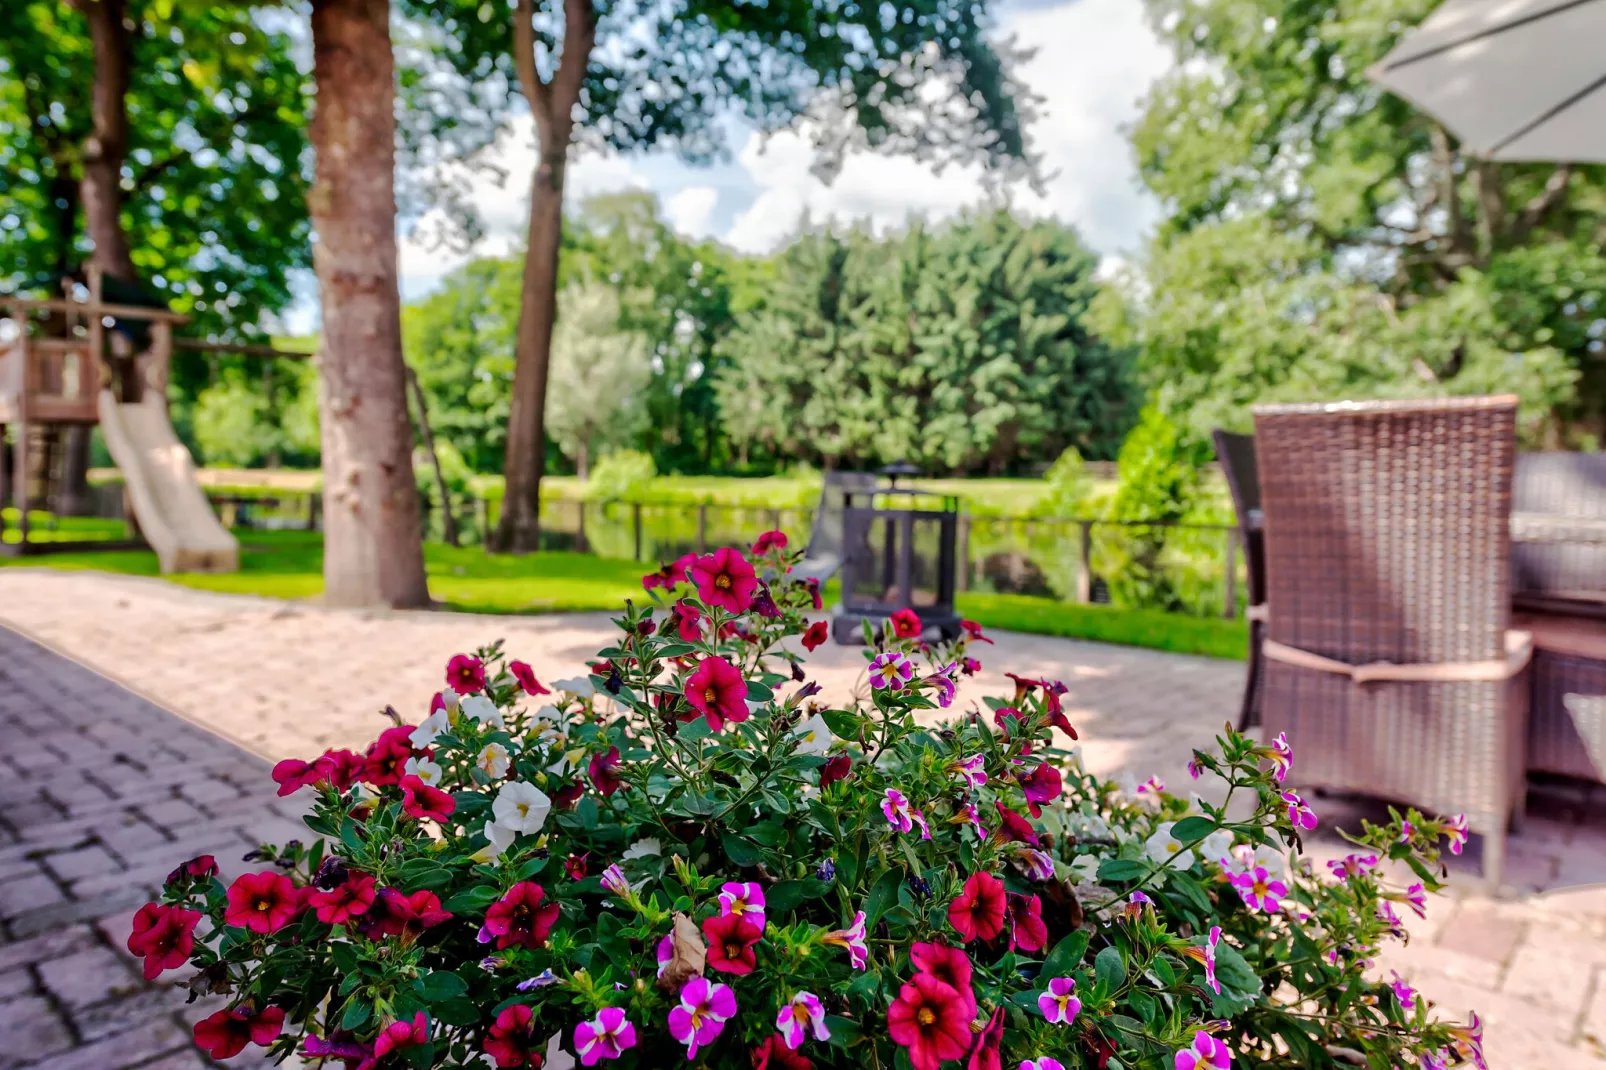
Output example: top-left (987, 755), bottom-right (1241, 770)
top-left (545, 280), bottom-right (650, 479)
top-left (405, 0), bottom-right (1040, 550)
top-left (309, 0), bottom-right (429, 608)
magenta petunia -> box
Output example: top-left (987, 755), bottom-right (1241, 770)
top-left (752, 530), bottom-right (789, 556)
top-left (668, 976), bottom-right (736, 1058)
top-left (446, 653), bottom-right (486, 693)
top-left (1037, 976), bottom-right (1081, 1024)
top-left (1443, 813), bottom-right (1470, 856)
top-left (1018, 762), bottom-right (1062, 817)
top-left (689, 547), bottom-right (758, 613)
top-left (821, 910), bottom-right (869, 969)
top-left (685, 655), bottom-right (750, 733)
top-left (574, 1007), bottom-right (636, 1066)
top-left (1231, 866), bottom-right (1288, 914)
top-left (1175, 1031), bottom-right (1232, 1070)
top-left (1280, 790), bottom-right (1318, 831)
top-left (868, 651), bottom-right (915, 690)
top-left (718, 881), bottom-right (767, 932)
top-left (881, 788), bottom-right (915, 832)
top-left (776, 990), bottom-right (830, 1050)
top-left (509, 660), bottom-right (550, 696)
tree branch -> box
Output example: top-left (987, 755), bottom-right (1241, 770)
top-left (512, 0), bottom-right (551, 124)
top-left (1505, 165), bottom-right (1574, 248)
top-left (549, 0), bottom-right (596, 131)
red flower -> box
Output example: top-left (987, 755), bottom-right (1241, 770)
top-left (224, 871), bottom-right (301, 934)
top-left (968, 1007), bottom-right (1004, 1070)
top-left (993, 801), bottom-right (1041, 846)
top-left (667, 600), bottom-right (703, 642)
top-left (484, 882), bottom-right (560, 950)
top-left (947, 871), bottom-right (1007, 943)
top-left (911, 941), bottom-right (977, 1013)
top-left (551, 781), bottom-right (585, 809)
top-left (588, 746), bottom-right (625, 796)
top-left (992, 707), bottom-right (1023, 735)
top-left (367, 887), bottom-right (452, 940)
top-left (685, 655), bottom-right (750, 733)
top-left (127, 902), bottom-right (202, 979)
top-left (1005, 672), bottom-right (1043, 699)
top-left (510, 660), bottom-right (550, 696)
top-left (321, 748), bottom-right (365, 792)
top-left (564, 853), bottom-right (590, 880)
top-left (702, 912), bottom-right (763, 974)
top-left (271, 755), bottom-right (335, 797)
top-left (1007, 892), bottom-right (1048, 952)
top-left (164, 855), bottom-right (218, 886)
top-left (753, 530), bottom-right (789, 556)
top-left (193, 1005), bottom-right (285, 1060)
top-left (887, 973), bottom-right (974, 1070)
top-left (643, 555), bottom-right (692, 592)
top-left (1018, 762), bottom-right (1063, 817)
top-left (961, 656), bottom-right (982, 676)
top-left (891, 608), bottom-right (923, 639)
top-left (801, 620), bottom-right (830, 651)
top-left (400, 774), bottom-right (456, 822)
top-left (485, 1003), bottom-right (537, 1067)
top-left (820, 754), bottom-right (852, 788)
top-left (374, 1012), bottom-right (430, 1058)
top-left (361, 725), bottom-right (418, 787)
top-left (960, 619), bottom-right (993, 645)
top-left (689, 547), bottom-right (758, 613)
top-left (446, 653), bottom-right (486, 693)
top-left (309, 873), bottom-right (377, 926)
top-left (753, 1034), bottom-right (813, 1069)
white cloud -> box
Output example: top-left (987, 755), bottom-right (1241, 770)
top-left (663, 186), bottom-right (721, 240)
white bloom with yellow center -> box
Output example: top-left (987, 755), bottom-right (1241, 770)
top-left (403, 756), bottom-right (443, 786)
top-left (477, 742), bottom-right (512, 779)
top-left (460, 693), bottom-right (504, 729)
top-left (493, 781), bottom-right (551, 835)
top-left (472, 819), bottom-right (518, 865)
top-left (1143, 821), bottom-right (1195, 869)
top-left (791, 714), bottom-right (834, 756)
top-left (410, 708), bottom-right (450, 749)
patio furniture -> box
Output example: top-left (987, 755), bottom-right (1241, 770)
top-left (795, 470), bottom-right (879, 584)
top-left (1254, 396), bottom-right (1531, 884)
top-left (1212, 429), bottom-right (1266, 730)
top-left (1511, 452), bottom-right (1606, 783)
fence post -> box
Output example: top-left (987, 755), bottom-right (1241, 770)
top-left (633, 502), bottom-right (643, 561)
top-left (1077, 520), bottom-right (1093, 603)
top-left (957, 513), bottom-right (971, 592)
top-left (477, 496), bottom-right (489, 548)
top-left (1223, 527), bottom-right (1238, 620)
top-left (770, 507), bottom-right (782, 535)
top-left (575, 499), bottom-right (587, 554)
top-left (697, 503), bottom-right (708, 553)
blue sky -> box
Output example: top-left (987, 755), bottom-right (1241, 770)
top-left (286, 0), bottom-right (1171, 330)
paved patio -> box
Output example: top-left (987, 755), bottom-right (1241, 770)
top-left (1, 566), bottom-right (1605, 1068)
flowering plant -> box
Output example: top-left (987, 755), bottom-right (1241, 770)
top-left (138, 535), bottom-right (1483, 1070)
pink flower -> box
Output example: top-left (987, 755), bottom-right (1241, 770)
top-left (822, 910), bottom-right (869, 969)
top-left (1018, 762), bottom-right (1062, 817)
top-left (802, 620), bottom-right (830, 651)
top-left (374, 1012), bottom-right (429, 1058)
top-left (361, 725), bottom-right (418, 788)
top-left (909, 941), bottom-right (975, 1013)
top-left (400, 775), bottom-right (456, 823)
top-left (1326, 853), bottom-right (1378, 881)
top-left (1015, 847), bottom-right (1055, 882)
top-left (689, 547), bottom-right (758, 613)
top-left (308, 873), bottom-right (378, 927)
top-left (1231, 866), bottom-right (1288, 913)
top-left (882, 789), bottom-right (915, 832)
top-left (890, 608), bottom-right (922, 638)
top-left (685, 656), bottom-right (750, 733)
top-left (1280, 790), bottom-right (1318, 830)
top-left (1138, 775), bottom-right (1166, 796)
top-left (1389, 971), bottom-right (1417, 1012)
top-left (667, 600), bottom-right (703, 642)
top-left (1007, 892), bottom-right (1047, 952)
top-left (718, 881), bottom-right (767, 932)
top-left (960, 619), bottom-right (993, 645)
top-left (485, 1004), bottom-right (537, 1067)
top-left (887, 973), bottom-right (973, 1070)
top-left (366, 887), bottom-right (452, 940)
top-left (804, 576), bottom-right (824, 610)
top-left (601, 864), bottom-right (630, 896)
top-left (1022, 1061), bottom-right (1067, 1070)
top-left (951, 754), bottom-right (988, 791)
top-left (1444, 813), bottom-right (1470, 856)
top-left (656, 934), bottom-right (674, 978)
top-left (1265, 731), bottom-right (1294, 781)
top-left (574, 1007), bottom-right (637, 1066)
top-left (510, 660), bottom-right (549, 695)
top-left (948, 872), bottom-right (1007, 943)
top-left (753, 530), bottom-right (789, 556)
top-left (969, 1007), bottom-right (1004, 1070)
top-left (1037, 976), bottom-right (1081, 1024)
top-left (1174, 1031), bottom-right (1232, 1070)
top-left (1399, 882), bottom-right (1428, 919)
top-left (589, 746), bottom-right (625, 796)
top-left (820, 754), bottom-right (852, 787)
top-left (127, 902), bottom-right (201, 979)
top-left (912, 809), bottom-right (932, 840)
top-left (869, 651), bottom-right (915, 690)
top-left (668, 976), bottom-right (737, 1058)
top-left (1376, 900), bottom-right (1404, 935)
top-left (271, 755), bottom-right (334, 797)
top-left (776, 991), bottom-right (830, 1049)
top-left (192, 1005), bottom-right (284, 1060)
top-left (483, 882), bottom-right (560, 950)
top-left (224, 871), bottom-right (300, 934)
top-left (446, 653), bottom-right (486, 693)
top-left (927, 664), bottom-right (959, 708)
top-left (643, 556), bottom-right (691, 591)
top-left (1183, 926), bottom-right (1222, 994)
top-left (1448, 1012), bottom-right (1487, 1070)
top-left (1188, 754), bottom-right (1206, 779)
top-left (992, 800), bottom-right (1041, 846)
top-left (703, 913), bottom-right (763, 974)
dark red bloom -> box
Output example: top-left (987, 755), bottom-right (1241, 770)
top-left (689, 547), bottom-right (758, 613)
top-left (510, 660), bottom-right (550, 696)
top-left (127, 902), bottom-right (202, 980)
top-left (484, 882), bottom-right (560, 950)
top-left (666, 600), bottom-right (703, 642)
top-left (374, 1011), bottom-right (430, 1058)
top-left (446, 653), bottom-right (486, 693)
top-left (961, 657), bottom-right (982, 676)
top-left (1005, 672), bottom-right (1044, 699)
top-left (1007, 892), bottom-right (1048, 952)
top-left (484, 1003), bottom-right (538, 1068)
top-left (643, 555), bottom-right (693, 592)
top-left (820, 754), bottom-right (852, 788)
top-left (802, 620), bottom-right (830, 652)
top-left (960, 619), bottom-right (993, 645)
top-left (271, 755), bottom-right (333, 797)
top-left (551, 781), bottom-right (585, 809)
top-left (224, 871), bottom-right (300, 934)
top-left (309, 873), bottom-right (377, 926)
top-left (887, 973), bottom-right (974, 1070)
top-left (361, 725), bottom-right (418, 788)
top-left (321, 748), bottom-right (365, 792)
top-left (753, 530), bottom-right (789, 556)
top-left (993, 801), bottom-right (1041, 846)
top-left (367, 888), bottom-right (452, 940)
top-left (702, 912), bottom-right (763, 974)
top-left (1018, 762), bottom-right (1063, 817)
top-left (588, 746), bottom-right (625, 796)
top-left (1043, 684), bottom-right (1078, 739)
top-left (164, 854), bottom-right (218, 886)
top-left (400, 774), bottom-right (456, 822)
top-left (992, 707), bottom-right (1023, 735)
top-left (947, 871), bottom-right (1007, 943)
top-left (753, 1034), bottom-right (813, 1069)
top-left (890, 608), bottom-right (923, 639)
top-left (752, 584), bottom-right (782, 618)
top-left (303, 1033), bottom-right (372, 1063)
top-left (685, 655), bottom-right (750, 733)
top-left (968, 1008), bottom-right (1005, 1070)
top-left (910, 941), bottom-right (977, 1014)
top-left (564, 853), bottom-right (590, 880)
top-left (193, 1005), bottom-right (284, 1060)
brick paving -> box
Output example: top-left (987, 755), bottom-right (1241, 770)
top-left (1, 567), bottom-right (1606, 1067)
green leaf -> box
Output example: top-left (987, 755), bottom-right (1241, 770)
top-left (339, 817), bottom-right (364, 854)
top-left (1163, 869), bottom-right (1213, 916)
top-left (577, 796), bottom-right (600, 830)
top-left (1212, 942), bottom-right (1261, 995)
top-left (820, 709), bottom-right (862, 739)
top-left (678, 717), bottom-right (712, 743)
top-left (864, 869), bottom-right (902, 929)
top-left (1041, 930), bottom-right (1090, 979)
top-left (341, 999), bottom-right (372, 1030)
top-left (419, 970), bottom-right (468, 1001)
top-left (767, 879), bottom-right (829, 914)
top-left (1170, 815), bottom-right (1216, 841)
top-left (823, 1015), bottom-right (864, 1048)
top-left (1097, 859), bottom-right (1148, 882)
top-left (1094, 946), bottom-right (1127, 989)
top-left (444, 885), bottom-right (501, 914)
top-left (396, 860), bottom-right (454, 892)
top-left (721, 833), bottom-right (764, 867)
top-left (745, 680), bottom-right (774, 702)
top-left (431, 998), bottom-right (480, 1027)
top-left (516, 856), bottom-right (550, 881)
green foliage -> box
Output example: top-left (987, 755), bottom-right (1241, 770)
top-left (546, 281), bottom-right (651, 478)
top-left (585, 450), bottom-right (657, 503)
top-left (1041, 448), bottom-right (1093, 518)
top-left (191, 363), bottom-right (321, 469)
top-left (717, 210), bottom-right (1137, 473)
top-left (1097, 409), bottom-right (1211, 614)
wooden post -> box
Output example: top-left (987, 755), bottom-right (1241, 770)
top-left (477, 495), bottom-right (490, 548)
top-left (14, 421), bottom-right (28, 546)
top-left (1077, 520), bottom-right (1093, 604)
top-left (770, 507), bottom-right (782, 535)
top-left (697, 503), bottom-right (708, 553)
top-left (957, 514), bottom-right (970, 592)
top-left (633, 502), bottom-right (643, 561)
top-left (1223, 528), bottom-right (1238, 619)
top-left (575, 499), bottom-right (587, 554)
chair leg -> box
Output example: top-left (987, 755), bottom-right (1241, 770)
top-left (1238, 622), bottom-right (1263, 731)
top-left (1482, 826), bottom-right (1505, 890)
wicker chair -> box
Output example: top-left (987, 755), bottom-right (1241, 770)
top-left (1254, 397), bottom-right (1530, 884)
top-left (1213, 430), bottom-right (1267, 730)
top-left (1511, 452), bottom-right (1606, 783)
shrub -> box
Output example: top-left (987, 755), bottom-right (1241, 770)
top-left (141, 539), bottom-right (1482, 1070)
top-left (586, 450), bottom-right (658, 502)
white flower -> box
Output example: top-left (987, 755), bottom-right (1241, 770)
top-left (1199, 829), bottom-right (1236, 866)
top-left (533, 705), bottom-right (564, 723)
top-left (472, 819), bottom-right (518, 865)
top-left (1143, 822), bottom-right (1195, 869)
top-left (477, 742), bottom-right (512, 779)
top-left (410, 708), bottom-right (450, 749)
top-left (1068, 855), bottom-right (1101, 882)
top-left (791, 714), bottom-right (834, 756)
top-left (404, 756), bottom-right (443, 786)
top-left (1065, 745), bottom-right (1084, 769)
top-left (622, 838), bottom-right (662, 860)
top-left (439, 687), bottom-right (461, 710)
top-left (1068, 810), bottom-right (1112, 840)
top-left (547, 746), bottom-right (586, 776)
top-left (550, 677), bottom-right (594, 697)
top-left (493, 781), bottom-right (552, 835)
top-left (1231, 844), bottom-right (1289, 881)
top-left (460, 693), bottom-right (504, 728)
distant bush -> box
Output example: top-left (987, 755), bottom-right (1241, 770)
top-left (586, 450), bottom-right (658, 502)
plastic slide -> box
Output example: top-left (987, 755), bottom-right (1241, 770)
top-left (97, 389), bottom-right (239, 573)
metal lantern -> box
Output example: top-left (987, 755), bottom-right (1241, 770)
top-left (831, 462), bottom-right (963, 644)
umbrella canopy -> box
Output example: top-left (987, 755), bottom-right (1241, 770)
top-left (1368, 0), bottom-right (1606, 162)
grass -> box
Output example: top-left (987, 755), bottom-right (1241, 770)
top-left (0, 527), bottom-right (1248, 659)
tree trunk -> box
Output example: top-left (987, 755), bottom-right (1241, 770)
top-left (576, 429), bottom-right (589, 482)
top-left (308, 0), bottom-right (430, 608)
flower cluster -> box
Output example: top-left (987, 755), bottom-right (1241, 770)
top-left (140, 536), bottom-right (1483, 1070)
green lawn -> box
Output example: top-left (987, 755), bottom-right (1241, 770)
top-left (0, 527), bottom-right (1247, 659)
